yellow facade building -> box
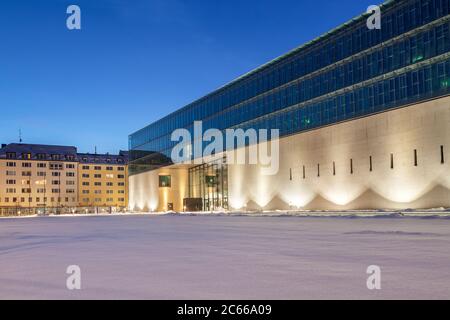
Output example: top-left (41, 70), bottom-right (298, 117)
top-left (0, 144), bottom-right (128, 216)
top-left (0, 144), bottom-right (79, 215)
top-left (77, 152), bottom-right (129, 213)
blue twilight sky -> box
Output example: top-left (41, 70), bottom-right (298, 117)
top-left (0, 0), bottom-right (377, 154)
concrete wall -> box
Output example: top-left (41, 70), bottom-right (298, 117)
top-left (129, 96), bottom-right (450, 212)
top-left (129, 165), bottom-right (188, 212)
top-left (229, 96), bottom-right (450, 211)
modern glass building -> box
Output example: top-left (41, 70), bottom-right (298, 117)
top-left (129, 0), bottom-right (450, 212)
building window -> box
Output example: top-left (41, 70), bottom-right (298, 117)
top-left (94, 174), bottom-right (101, 179)
top-left (106, 167), bottom-right (113, 171)
top-left (205, 176), bottom-right (217, 187)
top-left (49, 163), bottom-right (63, 170)
top-left (6, 152), bottom-right (16, 159)
top-left (36, 154), bottom-right (46, 160)
top-left (159, 175), bottom-right (171, 188)
top-left (22, 153), bottom-right (31, 160)
top-left (66, 164), bottom-right (75, 169)
top-left (37, 163), bottom-right (47, 168)
top-left (118, 175), bottom-right (125, 179)
top-left (22, 162), bottom-right (32, 168)
top-left (94, 166), bottom-right (101, 170)
top-left (6, 162), bottom-right (16, 167)
top-left (82, 165), bottom-right (90, 170)
top-left (82, 174), bottom-right (90, 178)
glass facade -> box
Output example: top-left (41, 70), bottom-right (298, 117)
top-left (129, 0), bottom-right (450, 176)
top-left (188, 157), bottom-right (229, 211)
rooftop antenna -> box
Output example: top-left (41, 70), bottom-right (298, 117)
top-left (95, 146), bottom-right (97, 155)
top-left (19, 129), bottom-right (23, 143)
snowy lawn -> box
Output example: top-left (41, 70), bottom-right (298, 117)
top-left (0, 214), bottom-right (449, 300)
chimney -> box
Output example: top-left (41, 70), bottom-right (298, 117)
top-left (1, 144), bottom-right (6, 149)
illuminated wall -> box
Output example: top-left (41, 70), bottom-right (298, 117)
top-left (130, 96), bottom-right (450, 212)
top-left (228, 96), bottom-right (450, 211)
top-left (129, 165), bottom-right (188, 212)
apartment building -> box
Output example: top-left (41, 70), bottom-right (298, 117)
top-left (0, 144), bottom-right (79, 215)
top-left (0, 144), bottom-right (128, 216)
top-left (77, 152), bottom-right (129, 213)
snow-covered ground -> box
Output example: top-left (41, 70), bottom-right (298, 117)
top-left (0, 214), bottom-right (449, 300)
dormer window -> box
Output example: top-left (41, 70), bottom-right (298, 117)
top-left (36, 153), bottom-right (47, 160)
top-left (6, 152), bottom-right (16, 159)
top-left (51, 154), bottom-right (60, 161)
top-left (22, 153), bottom-right (31, 160)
